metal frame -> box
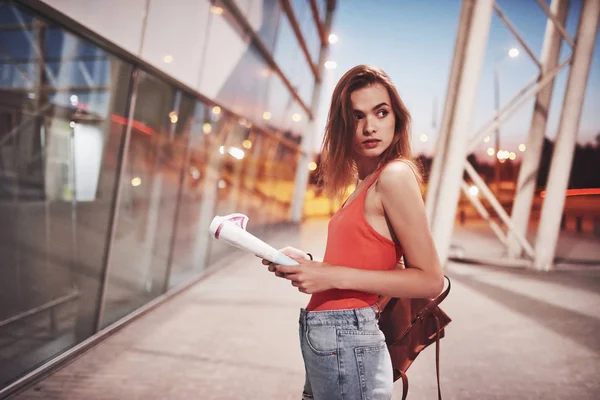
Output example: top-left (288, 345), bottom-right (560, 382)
top-left (428, 0), bottom-right (598, 270)
top-left (309, 0), bottom-right (327, 48)
top-left (221, 0), bottom-right (313, 118)
top-left (508, 0), bottom-right (571, 258)
top-left (94, 68), bottom-right (139, 331)
top-left (0, 265), bottom-right (224, 399)
top-left (0, 291), bottom-right (79, 329)
top-left (1, 1), bottom-right (332, 394)
top-left (290, 0), bottom-right (336, 222)
top-left (279, 0), bottom-right (320, 79)
top-left (13, 0), bottom-right (310, 140)
top-left (535, 0), bottom-right (575, 47)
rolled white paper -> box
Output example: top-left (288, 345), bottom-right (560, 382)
top-left (209, 213), bottom-right (299, 266)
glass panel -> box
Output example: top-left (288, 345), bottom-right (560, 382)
top-left (100, 72), bottom-right (183, 328)
top-left (197, 0), bottom-right (249, 100)
top-left (41, 0), bottom-right (147, 55)
top-left (272, 11), bottom-right (314, 106)
top-left (141, 0), bottom-right (211, 89)
top-left (209, 112), bottom-right (253, 263)
top-left (256, 0), bottom-right (283, 53)
top-left (290, 0), bottom-right (320, 63)
top-left (212, 44), bottom-right (271, 123)
top-left (0, 3), bottom-right (132, 387)
top-left (167, 99), bottom-right (224, 288)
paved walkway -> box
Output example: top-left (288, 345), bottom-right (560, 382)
top-left (13, 219), bottom-right (600, 399)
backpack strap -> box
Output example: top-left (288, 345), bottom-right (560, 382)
top-left (399, 370), bottom-right (408, 400)
top-left (435, 314), bottom-right (442, 400)
top-left (377, 276), bottom-right (450, 400)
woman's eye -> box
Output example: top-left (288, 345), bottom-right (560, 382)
top-left (377, 109), bottom-right (389, 118)
top-left (354, 114), bottom-right (364, 120)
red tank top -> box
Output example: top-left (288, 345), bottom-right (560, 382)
top-left (306, 168), bottom-right (403, 311)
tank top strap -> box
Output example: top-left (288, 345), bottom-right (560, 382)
top-left (363, 166), bottom-right (385, 192)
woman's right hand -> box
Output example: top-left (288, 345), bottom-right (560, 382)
top-left (262, 246), bottom-right (310, 277)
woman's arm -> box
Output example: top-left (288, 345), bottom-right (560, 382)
top-left (275, 161), bottom-right (444, 299)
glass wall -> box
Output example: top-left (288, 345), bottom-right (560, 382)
top-left (272, 11), bottom-right (315, 106)
top-left (291, 0), bottom-right (321, 63)
top-left (0, 2), bottom-right (132, 388)
top-left (99, 72), bottom-right (181, 328)
top-left (0, 0), bottom-right (329, 393)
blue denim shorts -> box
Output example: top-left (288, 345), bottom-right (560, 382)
top-left (299, 305), bottom-right (394, 400)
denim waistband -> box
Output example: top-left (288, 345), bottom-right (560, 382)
top-left (299, 305), bottom-right (379, 328)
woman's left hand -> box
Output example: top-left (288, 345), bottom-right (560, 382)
top-left (274, 261), bottom-right (338, 294)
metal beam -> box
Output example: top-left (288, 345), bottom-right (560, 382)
top-left (468, 56), bottom-right (571, 152)
top-left (290, 0), bottom-right (335, 222)
top-left (280, 0), bottom-right (319, 80)
top-left (535, 0), bottom-right (575, 47)
top-left (508, 0), bottom-right (570, 257)
top-left (534, 0), bottom-right (600, 271)
top-left (309, 0), bottom-right (327, 46)
top-left (493, 3), bottom-right (542, 69)
top-left (425, 0), bottom-right (475, 224)
top-left (429, 0), bottom-right (494, 266)
top-left (221, 0), bottom-right (313, 119)
top-left (464, 161), bottom-right (536, 258)
top-left (460, 180), bottom-right (508, 246)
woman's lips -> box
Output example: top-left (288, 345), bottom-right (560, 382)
top-left (362, 139), bottom-right (380, 149)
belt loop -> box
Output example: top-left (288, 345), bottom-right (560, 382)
top-left (374, 303), bottom-right (381, 320)
top-left (354, 309), bottom-right (362, 329)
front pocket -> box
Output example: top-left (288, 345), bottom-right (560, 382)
top-left (355, 343), bottom-right (394, 400)
top-left (305, 325), bottom-right (338, 356)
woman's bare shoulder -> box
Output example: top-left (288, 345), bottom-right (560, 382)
top-left (378, 159), bottom-right (419, 190)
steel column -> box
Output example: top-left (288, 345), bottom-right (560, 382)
top-left (534, 0), bottom-right (600, 271)
top-left (425, 0), bottom-right (475, 224)
top-left (429, 0), bottom-right (494, 266)
top-left (290, 2), bottom-right (335, 222)
top-left (508, 0), bottom-right (570, 257)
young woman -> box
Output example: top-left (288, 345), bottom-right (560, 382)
top-left (262, 65), bottom-right (444, 400)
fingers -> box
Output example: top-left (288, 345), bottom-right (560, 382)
top-left (276, 265), bottom-right (301, 274)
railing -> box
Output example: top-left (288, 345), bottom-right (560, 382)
top-left (0, 291), bottom-right (79, 331)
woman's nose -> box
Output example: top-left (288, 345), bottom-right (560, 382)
top-left (364, 117), bottom-right (376, 135)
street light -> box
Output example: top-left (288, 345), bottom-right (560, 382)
top-left (493, 47), bottom-right (519, 194)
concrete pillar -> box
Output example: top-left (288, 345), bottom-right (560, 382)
top-left (430, 0), bottom-right (494, 266)
top-left (534, 0), bottom-right (600, 271)
top-left (425, 0), bottom-right (475, 224)
top-left (508, 0), bottom-right (570, 257)
top-left (291, 5), bottom-right (335, 222)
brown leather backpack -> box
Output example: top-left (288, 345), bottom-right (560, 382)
top-left (376, 276), bottom-right (451, 400)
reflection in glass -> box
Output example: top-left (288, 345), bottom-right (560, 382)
top-left (168, 100), bottom-right (223, 288)
top-left (0, 3), bottom-right (132, 387)
top-left (290, 0), bottom-right (320, 63)
top-left (100, 72), bottom-right (183, 328)
top-left (272, 11), bottom-right (314, 106)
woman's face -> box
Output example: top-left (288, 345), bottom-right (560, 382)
top-left (350, 83), bottom-right (396, 163)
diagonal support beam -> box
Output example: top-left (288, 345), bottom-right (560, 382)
top-left (468, 56), bottom-right (571, 152)
top-left (535, 0), bottom-right (575, 47)
top-left (493, 3), bottom-right (542, 70)
top-left (77, 61), bottom-right (95, 87)
top-left (464, 161), bottom-right (536, 258)
top-left (12, 8), bottom-right (58, 86)
top-left (460, 181), bottom-right (508, 246)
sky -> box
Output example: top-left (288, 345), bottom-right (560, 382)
top-left (315, 0), bottom-right (600, 160)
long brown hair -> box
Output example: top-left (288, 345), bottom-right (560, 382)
top-left (319, 65), bottom-right (420, 199)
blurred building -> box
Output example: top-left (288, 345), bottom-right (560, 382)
top-left (0, 0), bottom-right (335, 392)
